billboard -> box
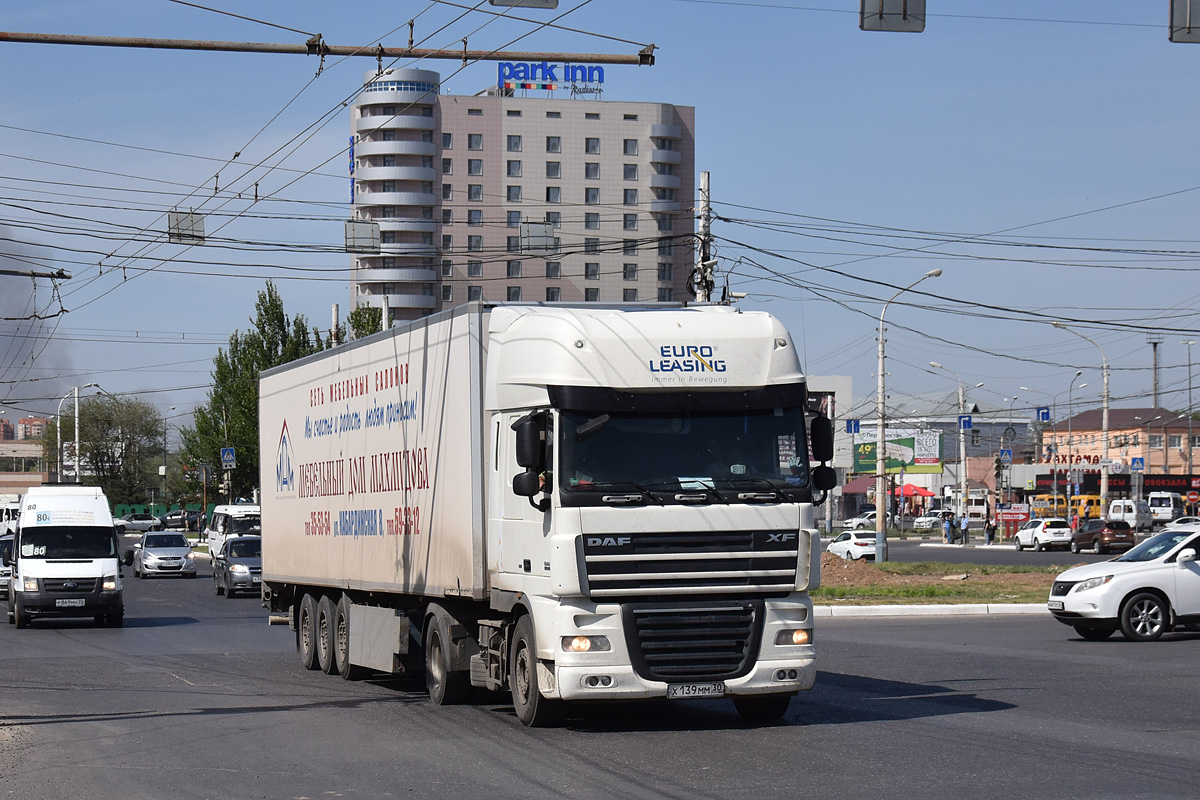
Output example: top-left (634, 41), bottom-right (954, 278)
top-left (853, 428), bottom-right (943, 474)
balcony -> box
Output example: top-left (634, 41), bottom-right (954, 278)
top-left (649, 124), bottom-right (683, 140)
top-left (355, 267), bottom-right (438, 284)
top-left (647, 199), bottom-right (681, 214)
top-left (355, 191), bottom-right (437, 207)
top-left (355, 165), bottom-right (438, 183)
top-left (354, 140), bottom-right (437, 158)
top-left (355, 115), bottom-right (436, 135)
top-left (649, 149), bottom-right (682, 165)
top-left (376, 218), bottom-right (437, 233)
top-left (359, 293), bottom-right (438, 311)
top-left (649, 174), bottom-right (681, 190)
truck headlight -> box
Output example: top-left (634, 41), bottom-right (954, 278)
top-left (102, 577), bottom-right (118, 591)
top-left (562, 635), bottom-right (611, 652)
top-left (775, 629), bottom-right (812, 646)
top-left (23, 578), bottom-right (37, 592)
top-left (1075, 575), bottom-right (1112, 593)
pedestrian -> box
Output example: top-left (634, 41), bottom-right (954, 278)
top-left (985, 518), bottom-right (997, 545)
top-left (942, 513), bottom-right (953, 544)
top-left (959, 513), bottom-right (970, 545)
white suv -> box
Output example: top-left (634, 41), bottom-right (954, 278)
top-left (1048, 526), bottom-right (1200, 641)
top-left (1014, 518), bottom-right (1072, 551)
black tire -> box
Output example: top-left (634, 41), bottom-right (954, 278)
top-left (334, 596), bottom-right (368, 681)
top-left (214, 575), bottom-right (224, 595)
top-left (225, 585), bottom-right (237, 599)
top-left (1033, 538), bottom-right (1044, 553)
top-left (732, 694), bottom-right (793, 722)
top-left (1014, 538), bottom-right (1024, 551)
top-left (509, 614), bottom-right (564, 727)
top-left (298, 594), bottom-right (320, 670)
top-left (317, 595), bottom-right (338, 674)
top-left (1070, 540), bottom-right (1080, 554)
top-left (1120, 592), bottom-right (1169, 642)
top-left (1095, 540), bottom-right (1107, 555)
top-left (1073, 624), bottom-right (1114, 641)
top-left (107, 611), bottom-right (124, 628)
top-left (14, 596), bottom-right (29, 629)
top-left (425, 610), bottom-right (470, 704)
top-left (94, 614), bottom-right (106, 626)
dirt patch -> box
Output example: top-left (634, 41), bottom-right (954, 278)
top-left (817, 552), bottom-right (1057, 597)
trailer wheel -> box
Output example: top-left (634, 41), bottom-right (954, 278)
top-left (317, 595), bottom-right (338, 674)
top-left (510, 615), bottom-right (564, 727)
top-left (298, 593), bottom-right (320, 670)
top-left (335, 596), bottom-right (368, 681)
top-left (425, 610), bottom-right (469, 704)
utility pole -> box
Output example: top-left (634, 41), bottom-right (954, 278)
top-left (694, 171), bottom-right (714, 303)
top-left (1148, 334), bottom-right (1164, 406)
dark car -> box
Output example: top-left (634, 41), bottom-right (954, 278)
top-left (0, 533), bottom-right (12, 594)
top-left (160, 509), bottom-right (204, 531)
top-left (212, 535), bottom-right (262, 598)
top-left (1070, 518), bottom-right (1136, 555)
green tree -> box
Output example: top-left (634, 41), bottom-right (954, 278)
top-left (347, 304), bottom-right (382, 340)
top-left (181, 282), bottom-right (328, 501)
top-left (46, 396), bottom-right (165, 505)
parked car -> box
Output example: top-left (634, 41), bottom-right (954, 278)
top-left (130, 532), bottom-right (197, 578)
top-left (843, 510), bottom-right (890, 530)
top-left (121, 512), bottom-right (164, 533)
top-left (1048, 527), bottom-right (1200, 641)
top-left (0, 533), bottom-right (12, 594)
top-left (912, 512), bottom-right (943, 531)
top-left (160, 509), bottom-right (204, 531)
top-left (1163, 516), bottom-right (1200, 529)
top-left (826, 531), bottom-right (877, 561)
top-left (212, 535), bottom-right (262, 597)
top-left (1107, 499), bottom-right (1153, 532)
top-left (1070, 519), bottom-right (1136, 555)
top-left (1014, 517), bottom-right (1072, 551)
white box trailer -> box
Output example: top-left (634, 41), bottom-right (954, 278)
top-left (259, 302), bottom-right (837, 725)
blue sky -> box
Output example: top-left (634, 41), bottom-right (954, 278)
top-left (1, 1), bottom-right (1197, 437)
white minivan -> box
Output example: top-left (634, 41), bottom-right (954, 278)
top-left (203, 504), bottom-right (261, 560)
top-left (4, 486), bottom-right (124, 628)
top-left (1108, 499), bottom-right (1153, 532)
top-left (1148, 492), bottom-right (1184, 524)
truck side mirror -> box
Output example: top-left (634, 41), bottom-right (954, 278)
top-left (812, 465), bottom-right (837, 492)
top-left (810, 415), bottom-right (834, 464)
top-left (513, 416), bottom-right (542, 469)
top-left (513, 471), bottom-right (541, 497)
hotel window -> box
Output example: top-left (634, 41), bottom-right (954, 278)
top-left (585, 187), bottom-right (600, 205)
top-left (468, 184), bottom-right (483, 201)
top-left (584, 238), bottom-right (600, 254)
top-left (585, 262), bottom-right (600, 279)
top-left (442, 285), bottom-right (453, 302)
top-left (545, 261), bottom-right (561, 278)
top-left (507, 210), bottom-right (521, 227)
top-left (623, 114), bottom-right (638, 121)
top-left (442, 234), bottom-right (452, 249)
top-left (442, 209), bottom-right (453, 224)
top-left (624, 189), bottom-right (637, 206)
top-left (546, 136), bottom-right (561, 153)
top-left (653, 162), bottom-right (675, 176)
top-left (468, 133), bottom-right (483, 149)
top-left (441, 259), bottom-right (453, 277)
top-left (654, 138), bottom-right (675, 150)
top-left (585, 137), bottom-right (600, 154)
top-left (442, 132), bottom-right (453, 149)
top-left (658, 288), bottom-right (673, 302)
top-left (422, 206), bottom-right (433, 220)
top-left (468, 210), bottom-right (483, 226)
top-left (507, 185), bottom-right (522, 202)
top-left (657, 263), bottom-right (673, 281)
top-left (586, 113), bottom-right (600, 120)
top-left (381, 206), bottom-right (397, 218)
top-left (585, 213), bottom-right (600, 230)
top-left (654, 187), bottom-right (676, 200)
top-left (623, 139), bottom-right (638, 156)
top-left (507, 236), bottom-right (520, 252)
top-left (623, 263), bottom-right (638, 281)
top-left (1170, 434), bottom-right (1183, 449)
top-left (381, 231), bottom-right (396, 244)
top-left (546, 286), bottom-right (561, 301)
top-left (656, 214), bottom-right (674, 231)
top-left (546, 186), bottom-right (561, 203)
top-left (507, 135), bottom-right (522, 152)
top-left (421, 130), bottom-right (434, 143)
top-left (442, 158), bottom-right (452, 174)
top-left (382, 155), bottom-right (396, 167)
top-left (468, 235), bottom-right (482, 252)
top-left (546, 111), bottom-right (561, 119)
top-left (545, 212), bottom-right (561, 228)
top-left (623, 214), bottom-right (637, 231)
top-left (585, 162), bottom-right (600, 179)
top-left (623, 164), bottom-right (638, 181)
top-left (507, 110), bottom-right (522, 118)
top-left (468, 159), bottom-right (483, 176)
top-left (382, 257), bottom-right (396, 267)
top-left (382, 130), bottom-right (397, 142)
top-left (468, 285), bottom-right (482, 300)
top-left (585, 288), bottom-right (599, 302)
top-left (381, 181), bottom-right (396, 192)
top-left (658, 238), bottom-right (674, 255)
top-left (467, 260), bottom-right (483, 277)
top-left (623, 289), bottom-right (637, 302)
top-left (507, 286), bottom-right (522, 301)
top-left (546, 161), bottom-right (560, 178)
top-left (507, 260), bottom-right (522, 278)
top-left (443, 184), bottom-right (452, 200)
top-left (422, 156), bottom-right (434, 169)
top-left (507, 160), bottom-right (522, 177)
top-left (623, 240), bottom-right (638, 255)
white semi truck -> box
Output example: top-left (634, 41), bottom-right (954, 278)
top-left (258, 302), bottom-right (837, 726)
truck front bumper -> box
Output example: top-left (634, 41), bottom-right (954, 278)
top-left (551, 656), bottom-right (816, 702)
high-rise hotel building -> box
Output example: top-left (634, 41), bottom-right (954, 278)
top-left (349, 67), bottom-right (695, 322)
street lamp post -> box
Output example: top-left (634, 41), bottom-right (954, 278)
top-left (1055, 324), bottom-right (1110, 516)
top-left (1184, 340), bottom-right (1195, 476)
top-left (876, 269), bottom-right (942, 561)
top-left (1067, 375), bottom-right (1087, 514)
top-left (56, 383), bottom-right (98, 483)
top-left (930, 362), bottom-right (983, 532)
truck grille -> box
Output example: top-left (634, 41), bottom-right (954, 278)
top-left (583, 530), bottom-right (798, 599)
top-left (44, 577), bottom-right (98, 592)
top-left (623, 600), bottom-right (762, 683)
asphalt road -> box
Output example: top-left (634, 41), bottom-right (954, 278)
top-left (2, 563), bottom-right (1197, 799)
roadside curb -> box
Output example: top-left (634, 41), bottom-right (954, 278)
top-left (813, 603), bottom-right (1045, 617)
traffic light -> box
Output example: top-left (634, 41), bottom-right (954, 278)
top-left (993, 456), bottom-right (1003, 487)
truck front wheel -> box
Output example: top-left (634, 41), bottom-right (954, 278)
top-left (509, 615), bottom-right (564, 727)
top-left (13, 597), bottom-right (29, 629)
top-left (425, 610), bottom-right (469, 704)
top-left (298, 593), bottom-right (320, 670)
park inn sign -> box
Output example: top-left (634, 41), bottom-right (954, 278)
top-left (497, 61), bottom-right (606, 87)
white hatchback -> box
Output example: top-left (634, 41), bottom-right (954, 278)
top-left (826, 532), bottom-right (877, 561)
top-left (1048, 527), bottom-right (1200, 641)
top-left (1014, 518), bottom-right (1072, 551)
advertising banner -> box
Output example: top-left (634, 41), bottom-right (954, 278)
top-left (853, 428), bottom-right (943, 474)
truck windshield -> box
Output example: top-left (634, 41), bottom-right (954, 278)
top-left (558, 406), bottom-right (811, 501)
top-left (19, 526), bottom-right (117, 559)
